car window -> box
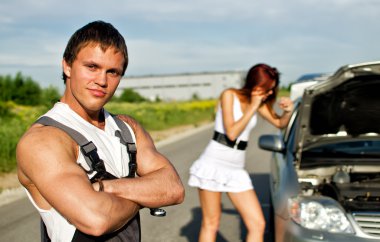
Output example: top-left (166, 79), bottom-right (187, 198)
top-left (283, 102), bottom-right (300, 145)
top-left (285, 114), bottom-right (298, 153)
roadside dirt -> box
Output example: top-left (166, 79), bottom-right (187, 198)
top-left (0, 122), bottom-right (208, 192)
top-left (0, 173), bottom-right (20, 191)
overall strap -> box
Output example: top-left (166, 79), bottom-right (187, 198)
top-left (112, 115), bottom-right (166, 217)
top-left (35, 116), bottom-right (105, 174)
top-left (112, 115), bottom-right (137, 178)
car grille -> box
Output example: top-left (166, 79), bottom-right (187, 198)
top-left (352, 212), bottom-right (380, 237)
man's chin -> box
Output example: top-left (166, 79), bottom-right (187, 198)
top-left (84, 102), bottom-right (107, 113)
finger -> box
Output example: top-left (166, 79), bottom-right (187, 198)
top-left (251, 90), bottom-right (263, 95)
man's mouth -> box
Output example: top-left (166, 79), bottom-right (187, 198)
top-left (89, 88), bottom-right (106, 97)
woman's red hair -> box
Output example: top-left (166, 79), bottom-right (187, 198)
top-left (240, 63), bottom-right (280, 106)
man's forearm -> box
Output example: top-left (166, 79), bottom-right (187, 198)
top-left (102, 167), bottom-right (184, 208)
top-left (74, 191), bottom-right (141, 236)
top-left (104, 195), bottom-right (141, 233)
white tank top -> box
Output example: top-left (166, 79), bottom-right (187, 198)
top-left (214, 93), bottom-right (257, 141)
top-left (25, 102), bottom-right (136, 241)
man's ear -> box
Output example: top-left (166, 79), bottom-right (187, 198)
top-left (62, 59), bottom-right (71, 78)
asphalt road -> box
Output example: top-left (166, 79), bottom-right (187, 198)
top-left (0, 116), bottom-right (276, 242)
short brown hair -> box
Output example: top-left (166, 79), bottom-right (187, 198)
top-left (62, 20), bottom-right (128, 83)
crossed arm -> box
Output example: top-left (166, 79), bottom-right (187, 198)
top-left (97, 115), bottom-right (185, 208)
top-left (17, 120), bottom-right (184, 236)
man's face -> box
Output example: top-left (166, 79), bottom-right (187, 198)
top-left (63, 43), bottom-right (125, 114)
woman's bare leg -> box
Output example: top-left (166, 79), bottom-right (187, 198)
top-left (198, 189), bottom-right (222, 242)
top-left (227, 189), bottom-right (266, 242)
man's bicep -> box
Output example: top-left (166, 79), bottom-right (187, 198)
top-left (136, 148), bottom-right (172, 176)
top-left (17, 127), bottom-right (97, 218)
top-left (133, 127), bottom-right (171, 176)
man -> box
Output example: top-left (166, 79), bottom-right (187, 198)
top-left (17, 21), bottom-right (184, 241)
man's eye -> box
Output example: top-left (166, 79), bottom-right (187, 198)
top-left (87, 65), bottom-right (96, 70)
top-left (108, 70), bottom-right (121, 77)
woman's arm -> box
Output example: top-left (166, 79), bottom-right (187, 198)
top-left (221, 89), bottom-right (263, 141)
top-left (258, 97), bottom-right (294, 129)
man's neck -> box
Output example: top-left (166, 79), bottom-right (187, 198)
top-left (59, 100), bottom-right (106, 130)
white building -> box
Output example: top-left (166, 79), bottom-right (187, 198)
top-left (116, 70), bottom-right (246, 101)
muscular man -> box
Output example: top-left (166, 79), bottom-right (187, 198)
top-left (17, 20), bottom-right (184, 241)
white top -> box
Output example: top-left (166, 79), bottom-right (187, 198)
top-left (24, 102), bottom-right (136, 242)
top-left (214, 94), bottom-right (257, 141)
top-left (188, 93), bottom-right (258, 192)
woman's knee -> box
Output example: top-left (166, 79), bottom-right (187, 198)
top-left (256, 217), bottom-right (266, 232)
top-left (202, 215), bottom-right (221, 231)
top-left (246, 216), bottom-right (266, 233)
top-left (254, 216), bottom-right (266, 233)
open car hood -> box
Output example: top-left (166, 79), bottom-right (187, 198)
top-left (295, 61), bottom-right (380, 152)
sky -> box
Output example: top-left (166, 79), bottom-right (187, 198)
top-left (1, 0), bottom-right (379, 92)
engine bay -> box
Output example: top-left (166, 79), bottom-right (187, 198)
top-left (298, 166), bottom-right (380, 211)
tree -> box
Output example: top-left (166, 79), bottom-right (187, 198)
top-left (41, 86), bottom-right (61, 106)
top-left (0, 72), bottom-right (61, 106)
top-left (11, 74), bottom-right (42, 105)
top-left (0, 75), bottom-right (13, 101)
top-left (118, 88), bottom-right (147, 103)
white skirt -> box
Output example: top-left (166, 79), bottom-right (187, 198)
top-left (188, 140), bottom-right (253, 192)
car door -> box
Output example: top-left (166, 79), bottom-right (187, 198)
top-left (270, 104), bottom-right (300, 218)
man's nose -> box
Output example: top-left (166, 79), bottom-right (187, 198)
top-left (95, 72), bottom-right (107, 86)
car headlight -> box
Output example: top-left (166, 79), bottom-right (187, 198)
top-left (288, 196), bottom-right (354, 233)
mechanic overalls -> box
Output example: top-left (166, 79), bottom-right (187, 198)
top-left (36, 112), bottom-right (140, 242)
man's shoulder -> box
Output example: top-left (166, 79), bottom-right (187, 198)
top-left (113, 114), bottom-right (154, 145)
top-left (18, 124), bottom-right (75, 153)
top-left (113, 114), bottom-right (140, 130)
top-left (17, 123), bottom-right (79, 181)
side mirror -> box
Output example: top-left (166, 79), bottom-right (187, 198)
top-left (258, 134), bottom-right (285, 153)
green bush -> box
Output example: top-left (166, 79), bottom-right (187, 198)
top-left (0, 118), bottom-right (26, 172)
top-left (117, 88), bottom-right (147, 103)
top-left (0, 75), bottom-right (13, 101)
top-left (0, 72), bottom-right (62, 106)
top-left (0, 101), bottom-right (12, 116)
top-left (0, 105), bottom-right (47, 173)
top-left (1, 72), bottom-right (43, 105)
top-left (41, 86), bottom-right (61, 106)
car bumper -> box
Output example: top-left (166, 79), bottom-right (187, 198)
top-left (282, 221), bottom-right (380, 242)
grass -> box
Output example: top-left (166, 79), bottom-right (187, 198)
top-left (106, 100), bottom-right (217, 130)
top-left (0, 100), bottom-right (217, 173)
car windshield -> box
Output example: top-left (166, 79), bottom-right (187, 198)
top-left (303, 140), bottom-right (380, 157)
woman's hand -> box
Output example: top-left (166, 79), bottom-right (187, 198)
top-left (249, 89), bottom-right (266, 109)
top-left (278, 97), bottom-right (294, 113)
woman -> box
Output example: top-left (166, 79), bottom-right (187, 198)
top-left (188, 63), bottom-right (293, 242)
